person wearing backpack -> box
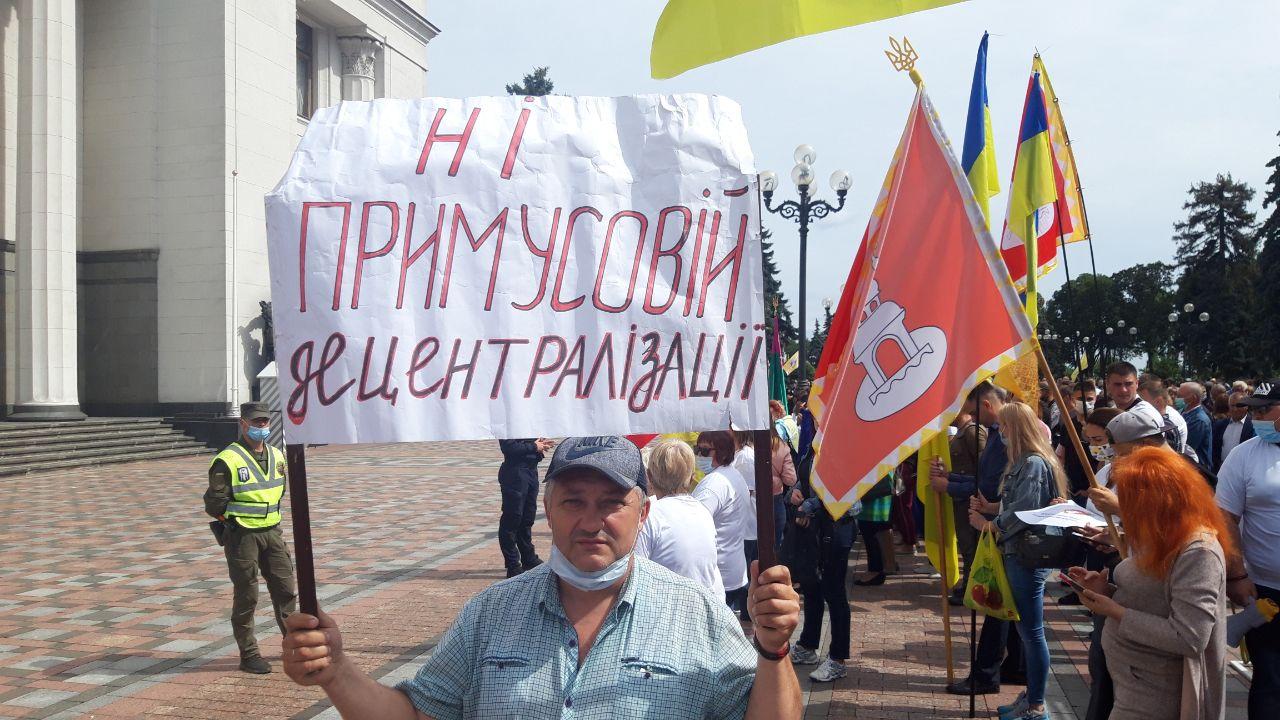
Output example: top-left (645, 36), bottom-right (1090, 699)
top-left (968, 401), bottom-right (1072, 720)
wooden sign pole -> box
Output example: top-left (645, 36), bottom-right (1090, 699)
top-left (285, 443), bottom-right (319, 615)
top-left (752, 429), bottom-right (778, 571)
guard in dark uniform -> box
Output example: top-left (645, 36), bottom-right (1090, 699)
top-left (497, 438), bottom-right (554, 576)
top-left (204, 402), bottom-right (297, 674)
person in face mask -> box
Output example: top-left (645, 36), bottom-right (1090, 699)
top-left (203, 402), bottom-right (297, 675)
top-left (1216, 380), bottom-right (1280, 719)
top-left (692, 430), bottom-right (753, 614)
top-left (281, 436), bottom-right (804, 720)
top-left (1072, 380), bottom-right (1098, 419)
top-left (1176, 382), bottom-right (1214, 469)
top-left (1082, 408), bottom-right (1123, 483)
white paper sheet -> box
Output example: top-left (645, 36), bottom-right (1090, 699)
top-left (1014, 503), bottom-right (1109, 529)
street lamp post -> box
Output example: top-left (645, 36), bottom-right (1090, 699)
top-left (761, 145), bottom-right (850, 387)
top-left (1167, 303), bottom-right (1211, 378)
top-left (1100, 319), bottom-right (1136, 372)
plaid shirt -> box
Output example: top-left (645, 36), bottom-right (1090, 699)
top-left (397, 557), bottom-right (756, 719)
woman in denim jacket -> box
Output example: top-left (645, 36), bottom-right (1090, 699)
top-left (969, 401), bottom-right (1071, 720)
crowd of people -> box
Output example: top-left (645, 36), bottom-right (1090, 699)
top-left (264, 362), bottom-right (1278, 719)
top-left (934, 363), bottom-right (1280, 720)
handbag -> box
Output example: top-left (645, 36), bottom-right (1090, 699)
top-left (1011, 519), bottom-right (1086, 569)
top-left (778, 518), bottom-right (820, 587)
top-left (963, 528), bottom-right (1020, 621)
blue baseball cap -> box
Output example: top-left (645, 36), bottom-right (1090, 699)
top-left (545, 436), bottom-right (647, 493)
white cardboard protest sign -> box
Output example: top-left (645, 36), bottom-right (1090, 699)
top-left (266, 94), bottom-right (767, 444)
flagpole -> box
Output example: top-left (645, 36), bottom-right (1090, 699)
top-left (934, 486), bottom-right (955, 683)
top-left (1052, 199), bottom-right (1094, 422)
top-left (1036, 54), bottom-right (1108, 396)
top-left (887, 37), bottom-right (959, 696)
top-left (1033, 343), bottom-right (1126, 556)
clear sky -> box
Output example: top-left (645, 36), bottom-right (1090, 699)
top-left (423, 0), bottom-right (1280, 330)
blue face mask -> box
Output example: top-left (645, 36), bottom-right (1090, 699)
top-left (1255, 420), bottom-right (1280, 445)
top-left (547, 546), bottom-right (631, 592)
top-left (1174, 398), bottom-right (1188, 413)
top-left (696, 456), bottom-right (714, 475)
top-left (245, 425), bottom-right (271, 443)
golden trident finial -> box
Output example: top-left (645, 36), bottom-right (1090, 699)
top-left (884, 36), bottom-right (924, 87)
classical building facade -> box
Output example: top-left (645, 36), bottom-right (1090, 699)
top-left (1, 0), bottom-right (437, 419)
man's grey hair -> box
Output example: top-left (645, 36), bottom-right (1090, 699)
top-left (1181, 381), bottom-right (1206, 400)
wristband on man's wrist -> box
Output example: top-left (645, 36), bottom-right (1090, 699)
top-left (1228, 574), bottom-right (1250, 582)
top-left (752, 636), bottom-right (789, 661)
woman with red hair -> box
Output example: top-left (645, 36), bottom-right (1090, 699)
top-left (1069, 447), bottom-right (1236, 719)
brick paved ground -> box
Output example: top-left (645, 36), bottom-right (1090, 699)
top-left (0, 441), bottom-right (1251, 719)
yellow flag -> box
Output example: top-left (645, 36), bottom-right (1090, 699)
top-left (995, 353), bottom-right (1041, 405)
top-left (782, 351), bottom-right (800, 376)
top-left (916, 431), bottom-right (961, 590)
top-left (650, 0), bottom-right (970, 79)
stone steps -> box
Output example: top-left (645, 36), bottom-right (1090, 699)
top-left (0, 418), bottom-right (211, 476)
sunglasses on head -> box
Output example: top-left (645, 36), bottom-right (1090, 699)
top-left (694, 446), bottom-right (712, 457)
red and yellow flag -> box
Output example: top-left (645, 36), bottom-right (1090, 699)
top-left (807, 87), bottom-right (1034, 517)
top-left (1034, 55), bottom-right (1090, 246)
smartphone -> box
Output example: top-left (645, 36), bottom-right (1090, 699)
top-left (1061, 573), bottom-right (1087, 593)
top-left (1070, 527), bottom-right (1110, 546)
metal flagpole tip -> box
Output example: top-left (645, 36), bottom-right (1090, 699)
top-left (884, 36), bottom-right (923, 86)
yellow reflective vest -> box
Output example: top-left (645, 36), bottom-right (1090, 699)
top-left (213, 442), bottom-right (285, 529)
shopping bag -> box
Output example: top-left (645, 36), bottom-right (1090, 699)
top-left (963, 528), bottom-right (1020, 622)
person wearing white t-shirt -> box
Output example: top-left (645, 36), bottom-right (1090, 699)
top-left (732, 431), bottom-right (765, 622)
top-left (1215, 379), bottom-right (1280, 719)
top-left (692, 430), bottom-right (749, 613)
top-left (636, 440), bottom-right (724, 597)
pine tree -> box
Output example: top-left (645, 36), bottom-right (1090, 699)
top-left (1257, 131), bottom-right (1280, 375)
top-left (807, 318), bottom-right (826, 374)
top-left (505, 67), bottom-right (554, 96)
top-left (1172, 174), bottom-right (1260, 378)
top-left (761, 229), bottom-right (798, 354)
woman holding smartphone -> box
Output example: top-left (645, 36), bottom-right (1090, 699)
top-left (1068, 447), bottom-right (1235, 719)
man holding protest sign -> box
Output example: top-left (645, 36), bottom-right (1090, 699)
top-left (282, 436), bottom-right (802, 719)
top-left (266, 92), bottom-right (785, 716)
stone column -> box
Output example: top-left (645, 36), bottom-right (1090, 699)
top-left (12, 0), bottom-right (84, 420)
top-left (338, 35), bottom-right (382, 102)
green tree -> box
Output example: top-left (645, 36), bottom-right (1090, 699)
top-left (1040, 273), bottom-right (1124, 372)
top-left (762, 229), bottom-right (798, 354)
top-left (806, 318), bottom-right (827, 377)
top-left (1172, 174), bottom-right (1260, 379)
top-left (505, 66), bottom-right (555, 96)
top-left (1258, 131), bottom-right (1280, 375)
top-left (1110, 261), bottom-right (1175, 369)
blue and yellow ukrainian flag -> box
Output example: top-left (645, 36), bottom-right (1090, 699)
top-left (961, 32), bottom-right (999, 226)
top-left (1006, 74), bottom-right (1058, 327)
